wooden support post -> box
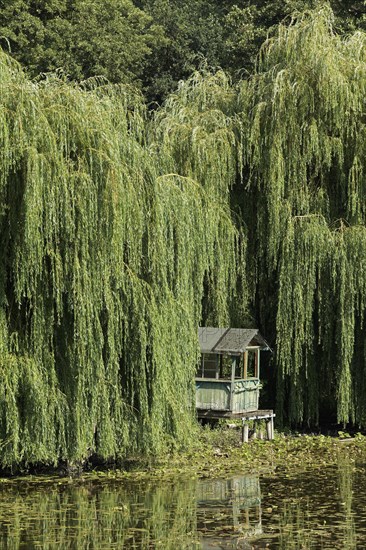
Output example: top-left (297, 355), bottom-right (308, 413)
top-left (250, 424), bottom-right (257, 440)
top-left (243, 351), bottom-right (248, 379)
top-left (265, 417), bottom-right (274, 440)
top-left (265, 419), bottom-right (270, 440)
top-left (270, 416), bottom-right (274, 440)
top-left (242, 422), bottom-right (249, 443)
top-left (230, 356), bottom-right (236, 412)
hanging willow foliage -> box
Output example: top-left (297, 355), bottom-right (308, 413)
top-left (238, 6), bottom-right (366, 426)
top-left (151, 70), bottom-right (247, 325)
top-left (3, 5), bottom-right (366, 467)
top-left (0, 51), bottom-right (239, 467)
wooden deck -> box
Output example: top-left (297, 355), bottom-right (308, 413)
top-left (197, 408), bottom-right (274, 420)
top-left (197, 409), bottom-right (275, 443)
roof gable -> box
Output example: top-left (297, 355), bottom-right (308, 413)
top-left (198, 327), bottom-right (270, 354)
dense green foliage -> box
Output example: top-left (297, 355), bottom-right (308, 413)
top-left (2, 1), bottom-right (366, 103)
top-left (157, 7), bottom-right (366, 429)
top-left (239, 9), bottom-right (366, 426)
top-left (2, 3), bottom-right (366, 467)
top-left (0, 0), bottom-right (163, 87)
top-left (0, 51), bottom-right (238, 466)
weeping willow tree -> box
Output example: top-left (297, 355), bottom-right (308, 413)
top-left (238, 6), bottom-right (366, 426)
top-left (3, 4), bottom-right (366, 468)
top-left (0, 51), bottom-right (239, 467)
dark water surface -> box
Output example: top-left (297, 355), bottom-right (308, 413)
top-left (0, 453), bottom-right (365, 548)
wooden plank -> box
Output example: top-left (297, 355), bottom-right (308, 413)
top-left (197, 408), bottom-right (275, 420)
top-left (244, 414), bottom-right (276, 421)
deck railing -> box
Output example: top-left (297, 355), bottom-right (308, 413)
top-left (195, 377), bottom-right (262, 413)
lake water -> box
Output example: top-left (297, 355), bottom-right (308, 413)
top-left (0, 451), bottom-right (365, 549)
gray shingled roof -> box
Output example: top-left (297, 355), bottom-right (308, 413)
top-left (198, 327), bottom-right (270, 354)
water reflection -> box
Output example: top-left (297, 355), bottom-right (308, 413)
top-left (1, 452), bottom-right (366, 549)
top-left (0, 479), bottom-right (199, 549)
top-left (197, 476), bottom-right (262, 548)
top-left (261, 449), bottom-right (363, 549)
top-left (338, 451), bottom-right (357, 549)
top-left (0, 474), bottom-right (261, 549)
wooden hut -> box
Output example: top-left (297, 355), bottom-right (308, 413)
top-left (196, 327), bottom-right (270, 415)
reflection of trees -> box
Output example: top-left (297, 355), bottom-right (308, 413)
top-left (0, 474), bottom-right (264, 549)
top-left (278, 502), bottom-right (314, 549)
top-left (337, 450), bottom-right (357, 549)
top-left (1, 463), bottom-right (362, 549)
top-left (0, 480), bottom-right (200, 549)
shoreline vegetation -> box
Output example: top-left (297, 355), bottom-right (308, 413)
top-left (1, 428), bottom-right (366, 483)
